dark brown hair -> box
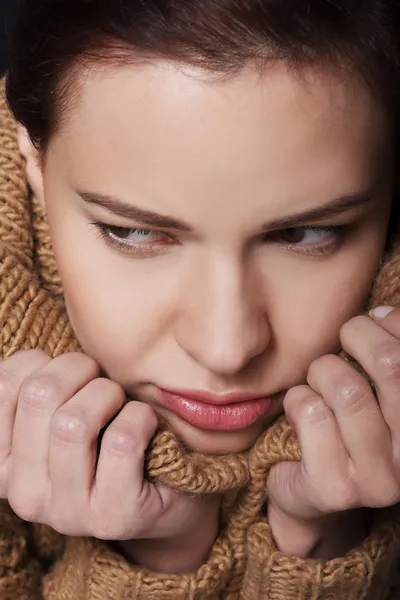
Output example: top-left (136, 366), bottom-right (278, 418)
top-left (5, 0), bottom-right (400, 150)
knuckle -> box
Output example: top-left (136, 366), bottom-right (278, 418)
top-left (372, 342), bottom-right (400, 380)
top-left (0, 478), bottom-right (7, 500)
top-left (307, 355), bottom-right (339, 388)
top-left (103, 421), bottom-right (142, 455)
top-left (59, 353), bottom-right (100, 380)
top-left (362, 473), bottom-right (400, 507)
top-left (91, 523), bottom-right (120, 540)
top-left (309, 354), bottom-right (336, 375)
top-left (296, 395), bottom-right (330, 426)
top-left (334, 376), bottom-right (370, 414)
top-left (88, 501), bottom-right (135, 539)
top-left (91, 516), bottom-right (128, 540)
top-left (282, 390), bottom-right (298, 420)
top-left (371, 486), bottom-right (400, 508)
top-left (123, 401), bottom-right (158, 431)
top-left (138, 402), bottom-right (158, 428)
top-left (51, 406), bottom-right (90, 443)
top-left (90, 524), bottom-right (110, 540)
top-left (283, 386), bottom-right (313, 422)
top-left (9, 500), bottom-right (35, 523)
top-left (340, 316), bottom-right (364, 342)
top-left (393, 446), bottom-right (400, 472)
top-left (88, 378), bottom-right (125, 405)
top-left (380, 483), bottom-right (400, 507)
top-left (327, 495), bottom-right (356, 513)
top-left (47, 521), bottom-right (71, 537)
top-left (8, 486), bottom-right (44, 523)
top-left (20, 375), bottom-right (63, 411)
top-left (283, 385), bottom-right (310, 408)
top-left (66, 352), bottom-right (98, 370)
top-left (50, 514), bottom-right (88, 537)
top-left (0, 350), bottom-right (51, 407)
top-left (319, 481), bottom-right (358, 513)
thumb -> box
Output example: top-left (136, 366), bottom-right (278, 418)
top-left (267, 461), bottom-right (322, 521)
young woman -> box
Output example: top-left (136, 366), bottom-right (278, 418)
top-left (0, 0), bottom-right (400, 598)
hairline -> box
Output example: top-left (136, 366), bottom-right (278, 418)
top-left (39, 42), bottom-right (376, 160)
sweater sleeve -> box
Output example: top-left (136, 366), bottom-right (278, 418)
top-left (38, 508), bottom-right (400, 600)
top-left (240, 508), bottom-right (400, 600)
top-left (41, 533), bottom-right (233, 600)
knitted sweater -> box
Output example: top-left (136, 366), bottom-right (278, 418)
top-left (1, 78), bottom-right (400, 600)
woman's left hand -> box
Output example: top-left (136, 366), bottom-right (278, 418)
top-left (267, 305), bottom-right (400, 558)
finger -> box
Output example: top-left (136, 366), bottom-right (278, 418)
top-left (340, 314), bottom-right (400, 442)
top-left (307, 355), bottom-right (396, 505)
top-left (369, 305), bottom-right (400, 337)
top-left (280, 385), bottom-right (352, 515)
top-left (92, 401), bottom-right (158, 539)
top-left (10, 353), bottom-right (99, 513)
top-left (48, 378), bottom-right (125, 533)
top-left (0, 350), bottom-right (50, 496)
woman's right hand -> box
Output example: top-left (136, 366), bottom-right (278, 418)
top-left (0, 350), bottom-right (220, 572)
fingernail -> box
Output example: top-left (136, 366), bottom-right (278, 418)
top-left (369, 306), bottom-right (395, 320)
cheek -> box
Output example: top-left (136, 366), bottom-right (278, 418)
top-left (47, 217), bottom-right (177, 371)
top-left (62, 268), bottom-right (174, 372)
top-left (271, 240), bottom-right (384, 373)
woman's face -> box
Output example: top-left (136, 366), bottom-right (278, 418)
top-left (34, 61), bottom-right (392, 454)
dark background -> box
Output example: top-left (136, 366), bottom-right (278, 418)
top-left (0, 0), bottom-right (17, 74)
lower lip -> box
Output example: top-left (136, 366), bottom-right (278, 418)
top-left (157, 390), bottom-right (274, 431)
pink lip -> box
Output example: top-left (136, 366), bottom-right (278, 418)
top-left (157, 388), bottom-right (279, 431)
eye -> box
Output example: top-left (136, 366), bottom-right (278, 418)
top-left (266, 224), bottom-right (348, 256)
top-left (89, 222), bottom-right (178, 256)
top-left (105, 227), bottom-right (170, 244)
top-left (276, 226), bottom-right (339, 246)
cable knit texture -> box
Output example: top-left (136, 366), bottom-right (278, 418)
top-left (1, 78), bottom-right (400, 599)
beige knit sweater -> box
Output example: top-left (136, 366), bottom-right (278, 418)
top-left (1, 78), bottom-right (400, 600)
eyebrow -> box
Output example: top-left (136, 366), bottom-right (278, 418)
top-left (261, 192), bottom-right (374, 231)
top-left (77, 188), bottom-right (192, 231)
top-left (77, 188), bottom-right (373, 232)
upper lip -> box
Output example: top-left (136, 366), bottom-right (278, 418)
top-left (158, 388), bottom-right (272, 406)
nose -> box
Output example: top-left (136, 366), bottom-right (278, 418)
top-left (175, 257), bottom-right (271, 375)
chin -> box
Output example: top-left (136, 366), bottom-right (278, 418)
top-left (158, 409), bottom-right (279, 455)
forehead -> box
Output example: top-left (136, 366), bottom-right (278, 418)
top-left (48, 60), bottom-right (388, 219)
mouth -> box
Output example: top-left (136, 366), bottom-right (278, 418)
top-left (156, 387), bottom-right (283, 431)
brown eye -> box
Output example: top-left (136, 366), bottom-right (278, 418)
top-left (270, 226), bottom-right (339, 246)
top-left (277, 228), bottom-right (306, 244)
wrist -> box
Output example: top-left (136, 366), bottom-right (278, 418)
top-left (117, 528), bottom-right (218, 573)
top-left (115, 496), bottom-right (221, 573)
top-left (268, 503), bottom-right (371, 560)
top-left (268, 503), bottom-right (324, 558)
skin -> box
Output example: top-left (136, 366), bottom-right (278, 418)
top-left (8, 59), bottom-right (400, 568)
top-left (29, 61), bottom-right (391, 454)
